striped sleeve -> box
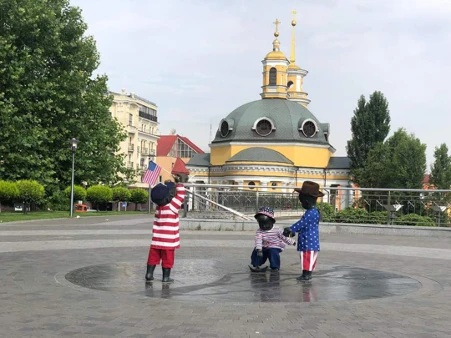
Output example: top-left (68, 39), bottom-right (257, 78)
top-left (255, 229), bottom-right (263, 250)
top-left (278, 228), bottom-right (295, 245)
top-left (168, 184), bottom-right (186, 214)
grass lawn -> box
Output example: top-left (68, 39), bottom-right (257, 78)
top-left (0, 210), bottom-right (150, 223)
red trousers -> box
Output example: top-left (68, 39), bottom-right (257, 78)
top-left (299, 251), bottom-right (318, 271)
top-left (147, 247), bottom-right (175, 268)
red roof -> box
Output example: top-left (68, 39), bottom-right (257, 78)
top-left (423, 174), bottom-right (430, 184)
top-left (171, 157), bottom-right (189, 175)
top-left (156, 135), bottom-right (204, 156)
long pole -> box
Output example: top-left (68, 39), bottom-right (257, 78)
top-left (147, 184), bottom-right (151, 214)
top-left (70, 150), bottom-right (75, 217)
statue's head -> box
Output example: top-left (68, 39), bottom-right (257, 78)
top-left (254, 206), bottom-right (276, 231)
top-left (294, 181), bottom-right (324, 210)
top-left (151, 182), bottom-right (176, 206)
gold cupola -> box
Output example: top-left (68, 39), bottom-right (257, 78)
top-left (260, 19), bottom-right (289, 100)
top-left (286, 10), bottom-right (311, 107)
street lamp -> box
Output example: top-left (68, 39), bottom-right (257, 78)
top-left (68, 138), bottom-right (79, 217)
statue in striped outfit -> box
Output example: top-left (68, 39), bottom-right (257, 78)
top-left (145, 175), bottom-right (186, 283)
top-left (249, 206), bottom-right (296, 273)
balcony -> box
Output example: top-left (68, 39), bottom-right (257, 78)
top-left (149, 149), bottom-right (156, 156)
top-left (128, 124), bottom-right (136, 134)
top-left (128, 144), bottom-right (134, 152)
top-left (126, 162), bottom-right (134, 169)
top-left (141, 148), bottom-right (149, 155)
top-left (139, 111), bottom-right (158, 122)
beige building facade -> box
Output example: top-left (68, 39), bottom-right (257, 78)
top-left (109, 89), bottom-right (159, 186)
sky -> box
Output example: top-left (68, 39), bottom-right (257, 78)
top-left (72, 0), bottom-right (451, 168)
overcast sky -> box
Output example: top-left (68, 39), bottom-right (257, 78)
top-left (72, 0), bottom-right (451, 168)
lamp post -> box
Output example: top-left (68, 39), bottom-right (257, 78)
top-left (68, 138), bottom-right (79, 217)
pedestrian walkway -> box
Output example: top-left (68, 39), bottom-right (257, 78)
top-left (0, 216), bottom-right (450, 337)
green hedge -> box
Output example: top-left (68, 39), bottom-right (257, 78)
top-left (319, 204), bottom-right (437, 226)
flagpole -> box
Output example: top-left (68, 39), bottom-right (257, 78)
top-left (147, 183), bottom-right (151, 214)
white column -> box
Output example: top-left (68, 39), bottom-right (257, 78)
top-left (260, 180), bottom-right (269, 192)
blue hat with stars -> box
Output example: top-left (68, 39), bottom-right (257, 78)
top-left (255, 206), bottom-right (275, 222)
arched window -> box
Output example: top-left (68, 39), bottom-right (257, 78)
top-left (269, 67), bottom-right (277, 86)
top-left (287, 81), bottom-right (293, 89)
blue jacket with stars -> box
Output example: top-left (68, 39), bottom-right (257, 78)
top-left (289, 208), bottom-right (320, 252)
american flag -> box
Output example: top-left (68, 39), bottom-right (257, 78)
top-left (142, 161), bottom-right (161, 185)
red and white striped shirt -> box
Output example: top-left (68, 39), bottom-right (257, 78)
top-left (151, 184), bottom-right (185, 250)
top-left (255, 225), bottom-right (295, 251)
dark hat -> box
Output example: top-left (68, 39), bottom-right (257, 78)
top-left (254, 206), bottom-right (275, 221)
top-left (151, 183), bottom-right (169, 205)
top-left (294, 181), bottom-right (324, 198)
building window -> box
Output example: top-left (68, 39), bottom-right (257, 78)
top-left (287, 81), bottom-right (293, 89)
top-left (159, 176), bottom-right (162, 183)
top-left (177, 139), bottom-right (196, 158)
top-left (271, 182), bottom-right (277, 190)
top-left (299, 119), bottom-right (318, 138)
top-left (253, 118), bottom-right (275, 137)
top-left (129, 113), bottom-right (133, 126)
top-left (269, 67), bottom-right (277, 86)
top-left (248, 181), bottom-right (255, 189)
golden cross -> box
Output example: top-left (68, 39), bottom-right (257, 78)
top-left (273, 19), bottom-right (281, 32)
top-left (292, 10), bottom-right (296, 19)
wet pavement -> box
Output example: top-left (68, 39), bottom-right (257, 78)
top-left (1, 215), bottom-right (451, 337)
top-left (65, 262), bottom-right (421, 303)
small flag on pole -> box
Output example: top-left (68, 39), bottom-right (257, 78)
top-left (142, 161), bottom-right (161, 185)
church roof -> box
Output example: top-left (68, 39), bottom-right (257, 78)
top-left (187, 153), bottom-right (211, 167)
top-left (212, 99), bottom-right (331, 147)
top-left (327, 157), bottom-right (350, 169)
top-left (226, 147), bottom-right (293, 164)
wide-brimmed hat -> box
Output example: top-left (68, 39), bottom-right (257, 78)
top-left (254, 206), bottom-right (276, 222)
top-left (294, 181), bottom-right (324, 198)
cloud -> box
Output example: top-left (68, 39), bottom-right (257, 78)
top-left (73, 0), bottom-right (451, 167)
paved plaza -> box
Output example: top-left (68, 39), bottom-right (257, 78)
top-left (1, 215), bottom-right (451, 337)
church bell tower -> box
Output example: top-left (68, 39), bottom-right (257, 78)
top-left (260, 19), bottom-right (289, 100)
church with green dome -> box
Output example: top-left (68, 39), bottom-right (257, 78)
top-left (186, 14), bottom-right (352, 198)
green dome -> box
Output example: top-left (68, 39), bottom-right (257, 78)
top-left (226, 147), bottom-right (293, 164)
top-left (213, 99), bottom-right (330, 145)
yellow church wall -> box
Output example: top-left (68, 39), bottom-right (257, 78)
top-left (210, 144), bottom-right (332, 167)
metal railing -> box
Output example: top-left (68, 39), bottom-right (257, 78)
top-left (182, 184), bottom-right (451, 227)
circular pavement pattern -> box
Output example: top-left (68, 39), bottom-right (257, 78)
top-left (65, 260), bottom-right (421, 303)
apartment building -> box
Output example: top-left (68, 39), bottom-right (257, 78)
top-left (109, 89), bottom-right (159, 184)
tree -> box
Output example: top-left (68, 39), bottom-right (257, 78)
top-left (16, 180), bottom-right (45, 213)
top-left (430, 144), bottom-right (451, 189)
top-left (360, 129), bottom-right (427, 189)
top-left (346, 91), bottom-right (391, 184)
top-left (86, 185), bottom-right (113, 211)
top-left (64, 185), bottom-right (87, 202)
top-left (129, 189), bottom-right (148, 211)
top-left (0, 0), bottom-right (129, 187)
top-left (112, 187), bottom-right (131, 202)
top-left (0, 180), bottom-right (19, 212)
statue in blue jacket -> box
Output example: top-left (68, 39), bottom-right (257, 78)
top-left (284, 181), bottom-right (324, 281)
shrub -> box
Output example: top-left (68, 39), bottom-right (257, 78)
top-left (16, 180), bottom-right (45, 213)
top-left (0, 180), bottom-right (19, 201)
top-left (0, 181), bottom-right (19, 211)
top-left (366, 211), bottom-right (388, 225)
top-left (129, 189), bottom-right (148, 211)
top-left (64, 185), bottom-right (87, 202)
top-left (318, 202), bottom-right (335, 222)
top-left (86, 185), bottom-right (113, 210)
top-left (112, 187), bottom-right (131, 202)
top-left (334, 207), bottom-right (369, 224)
top-left (394, 214), bottom-right (436, 227)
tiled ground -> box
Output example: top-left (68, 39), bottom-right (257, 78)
top-left (1, 215), bottom-right (450, 337)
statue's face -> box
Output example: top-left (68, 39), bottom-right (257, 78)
top-left (255, 214), bottom-right (274, 231)
top-left (299, 194), bottom-right (315, 209)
